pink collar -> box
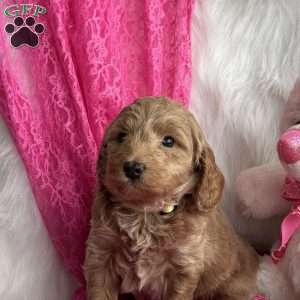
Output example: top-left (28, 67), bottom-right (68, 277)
top-left (271, 176), bottom-right (300, 263)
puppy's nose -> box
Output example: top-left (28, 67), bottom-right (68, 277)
top-left (123, 161), bottom-right (145, 180)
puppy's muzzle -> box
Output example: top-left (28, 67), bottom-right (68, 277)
top-left (123, 161), bottom-right (146, 180)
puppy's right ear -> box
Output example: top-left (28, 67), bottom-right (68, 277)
top-left (96, 128), bottom-right (111, 180)
top-left (96, 107), bottom-right (127, 180)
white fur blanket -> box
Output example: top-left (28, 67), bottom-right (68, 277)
top-left (0, 0), bottom-right (299, 298)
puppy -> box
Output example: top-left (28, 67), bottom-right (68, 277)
top-left (84, 97), bottom-right (259, 300)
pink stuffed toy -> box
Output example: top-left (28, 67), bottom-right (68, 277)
top-left (236, 81), bottom-right (300, 300)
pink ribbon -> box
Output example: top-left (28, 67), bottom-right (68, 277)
top-left (281, 176), bottom-right (300, 201)
top-left (271, 176), bottom-right (300, 263)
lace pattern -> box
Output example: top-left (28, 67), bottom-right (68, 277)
top-left (0, 0), bottom-right (194, 297)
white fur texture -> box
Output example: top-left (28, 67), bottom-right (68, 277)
top-left (257, 230), bottom-right (300, 299)
top-left (236, 101), bottom-right (300, 297)
top-left (190, 0), bottom-right (300, 249)
top-left (0, 118), bottom-right (75, 299)
top-left (257, 255), bottom-right (297, 300)
top-left (1, 0), bottom-right (300, 298)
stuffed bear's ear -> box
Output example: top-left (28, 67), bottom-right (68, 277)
top-left (189, 113), bottom-right (224, 212)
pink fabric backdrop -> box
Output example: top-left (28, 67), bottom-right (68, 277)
top-left (0, 0), bottom-right (194, 298)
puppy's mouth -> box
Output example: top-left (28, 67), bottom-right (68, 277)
top-left (106, 172), bottom-right (164, 194)
top-left (113, 182), bottom-right (171, 211)
top-left (105, 173), bottom-right (196, 214)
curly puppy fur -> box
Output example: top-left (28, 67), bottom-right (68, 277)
top-left (84, 97), bottom-right (259, 300)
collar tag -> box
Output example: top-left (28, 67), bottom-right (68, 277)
top-left (160, 204), bottom-right (176, 215)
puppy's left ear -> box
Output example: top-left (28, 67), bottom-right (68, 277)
top-left (189, 115), bottom-right (224, 212)
top-left (193, 146), bottom-right (224, 211)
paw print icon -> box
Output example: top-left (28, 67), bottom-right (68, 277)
top-left (5, 16), bottom-right (44, 48)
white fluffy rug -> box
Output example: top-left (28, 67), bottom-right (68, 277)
top-left (0, 0), bottom-right (299, 298)
top-left (0, 118), bottom-right (76, 299)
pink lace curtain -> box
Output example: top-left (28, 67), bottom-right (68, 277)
top-left (0, 0), bottom-right (194, 298)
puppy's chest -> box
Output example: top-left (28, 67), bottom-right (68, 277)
top-left (116, 233), bottom-right (169, 298)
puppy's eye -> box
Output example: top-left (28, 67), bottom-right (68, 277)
top-left (117, 132), bottom-right (127, 143)
top-left (162, 136), bottom-right (175, 147)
